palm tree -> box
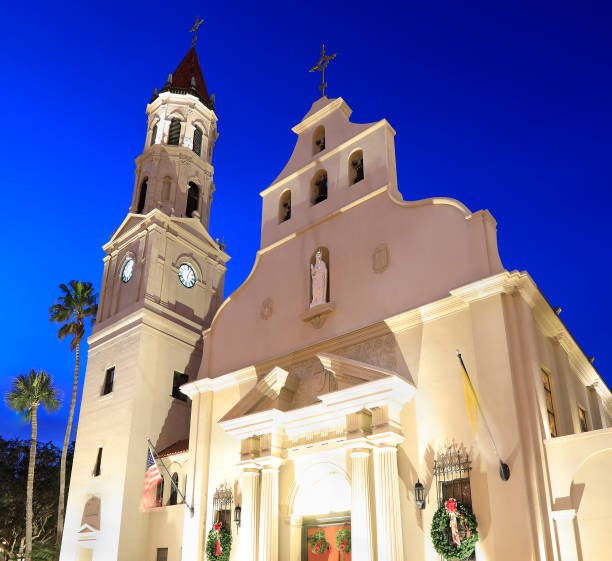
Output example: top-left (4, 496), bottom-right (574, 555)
top-left (49, 281), bottom-right (97, 546)
top-left (5, 370), bottom-right (61, 561)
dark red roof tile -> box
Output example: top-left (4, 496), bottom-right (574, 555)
top-left (157, 438), bottom-right (189, 457)
top-left (160, 47), bottom-right (212, 107)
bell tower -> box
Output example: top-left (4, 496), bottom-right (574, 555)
top-left (59, 45), bottom-right (229, 561)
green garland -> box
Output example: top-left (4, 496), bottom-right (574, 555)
top-left (336, 528), bottom-right (351, 554)
top-left (430, 501), bottom-right (478, 560)
top-left (310, 529), bottom-right (330, 554)
top-left (205, 523), bottom-right (232, 561)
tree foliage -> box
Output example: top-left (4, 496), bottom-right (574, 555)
top-left (0, 438), bottom-right (74, 560)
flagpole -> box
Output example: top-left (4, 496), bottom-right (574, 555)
top-left (147, 437), bottom-right (194, 515)
top-left (456, 351), bottom-right (511, 481)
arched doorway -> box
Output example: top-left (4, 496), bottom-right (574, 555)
top-left (289, 462), bottom-right (351, 561)
top-left (573, 448), bottom-right (612, 560)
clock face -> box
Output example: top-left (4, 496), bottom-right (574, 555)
top-left (178, 264), bottom-right (196, 288)
top-left (121, 258), bottom-right (134, 283)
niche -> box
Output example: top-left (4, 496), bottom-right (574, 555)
top-left (309, 247), bottom-right (330, 307)
top-left (161, 177), bottom-right (171, 201)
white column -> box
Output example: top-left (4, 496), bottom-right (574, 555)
top-left (373, 443), bottom-right (404, 561)
top-left (552, 509), bottom-right (580, 561)
top-left (240, 466), bottom-right (260, 561)
top-left (350, 448), bottom-right (375, 561)
top-left (289, 515), bottom-right (302, 561)
top-left (258, 461), bottom-right (281, 561)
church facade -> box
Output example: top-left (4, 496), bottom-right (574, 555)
top-left (59, 45), bottom-right (612, 561)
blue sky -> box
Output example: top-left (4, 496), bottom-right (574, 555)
top-left (1, 1), bottom-right (610, 444)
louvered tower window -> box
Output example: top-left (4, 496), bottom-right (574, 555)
top-left (150, 124), bottom-right (158, 146)
top-left (137, 179), bottom-right (148, 214)
top-left (168, 119), bottom-right (181, 146)
top-left (193, 126), bottom-right (203, 156)
top-left (186, 182), bottom-right (199, 218)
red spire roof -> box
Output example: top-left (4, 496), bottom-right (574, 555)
top-left (160, 47), bottom-right (212, 108)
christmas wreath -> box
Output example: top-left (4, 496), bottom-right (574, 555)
top-left (336, 528), bottom-right (351, 554)
top-left (310, 529), bottom-right (331, 554)
top-left (205, 522), bottom-right (232, 561)
top-left (430, 498), bottom-right (478, 560)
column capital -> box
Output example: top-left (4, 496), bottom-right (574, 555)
top-left (369, 432), bottom-right (404, 448)
top-left (239, 461), bottom-right (262, 475)
top-left (257, 456), bottom-right (283, 471)
top-left (344, 437), bottom-right (375, 453)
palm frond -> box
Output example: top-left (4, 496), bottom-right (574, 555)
top-left (5, 370), bottom-right (61, 420)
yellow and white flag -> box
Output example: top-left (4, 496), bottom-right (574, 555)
top-left (458, 352), bottom-right (481, 435)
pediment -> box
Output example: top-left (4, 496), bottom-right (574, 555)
top-left (104, 210), bottom-right (228, 259)
top-left (316, 353), bottom-right (393, 389)
top-left (220, 367), bottom-right (299, 422)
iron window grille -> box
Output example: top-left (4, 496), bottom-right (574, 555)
top-left (213, 482), bottom-right (233, 527)
top-left (433, 447), bottom-right (474, 560)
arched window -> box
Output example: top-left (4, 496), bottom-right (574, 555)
top-left (349, 150), bottom-right (364, 184)
top-left (136, 178), bottom-right (148, 214)
top-left (169, 473), bottom-right (179, 505)
top-left (162, 177), bottom-right (171, 201)
top-left (186, 182), bottom-right (199, 218)
top-left (311, 171), bottom-right (327, 205)
top-left (279, 190), bottom-right (291, 223)
top-left (150, 124), bottom-right (158, 146)
top-left (192, 126), bottom-right (203, 156)
top-left (313, 126), bottom-right (325, 154)
top-left (168, 119), bottom-right (181, 146)
top-left (155, 477), bottom-right (164, 507)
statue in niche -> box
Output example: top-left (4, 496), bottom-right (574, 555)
top-left (310, 250), bottom-right (328, 308)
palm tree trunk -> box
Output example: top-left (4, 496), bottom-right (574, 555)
top-left (56, 342), bottom-right (80, 548)
top-left (26, 405), bottom-right (38, 561)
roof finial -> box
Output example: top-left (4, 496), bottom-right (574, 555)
top-left (190, 15), bottom-right (204, 47)
top-left (309, 43), bottom-right (337, 98)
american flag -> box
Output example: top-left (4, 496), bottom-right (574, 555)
top-left (140, 446), bottom-right (163, 511)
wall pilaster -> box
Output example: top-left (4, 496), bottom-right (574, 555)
top-left (240, 465), bottom-right (260, 561)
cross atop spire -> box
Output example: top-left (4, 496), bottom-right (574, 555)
top-left (309, 43), bottom-right (337, 98)
top-left (190, 15), bottom-right (204, 46)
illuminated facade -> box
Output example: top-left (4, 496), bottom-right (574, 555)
top-left (60, 45), bottom-right (612, 561)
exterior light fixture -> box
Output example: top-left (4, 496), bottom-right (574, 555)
top-left (234, 505), bottom-right (242, 528)
top-left (414, 480), bottom-right (425, 509)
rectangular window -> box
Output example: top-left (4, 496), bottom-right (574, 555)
top-left (172, 372), bottom-right (188, 401)
top-left (102, 367), bottom-right (114, 395)
top-left (578, 404), bottom-right (589, 432)
top-left (542, 370), bottom-right (558, 437)
top-left (156, 548), bottom-right (168, 561)
top-left (93, 447), bottom-right (102, 477)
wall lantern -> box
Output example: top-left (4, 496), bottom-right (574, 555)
top-left (414, 480), bottom-right (426, 509)
top-left (234, 505), bottom-right (242, 528)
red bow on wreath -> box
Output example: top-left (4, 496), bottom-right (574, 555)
top-left (445, 498), bottom-right (470, 544)
top-left (214, 522), bottom-right (223, 556)
top-left (339, 541), bottom-right (347, 551)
